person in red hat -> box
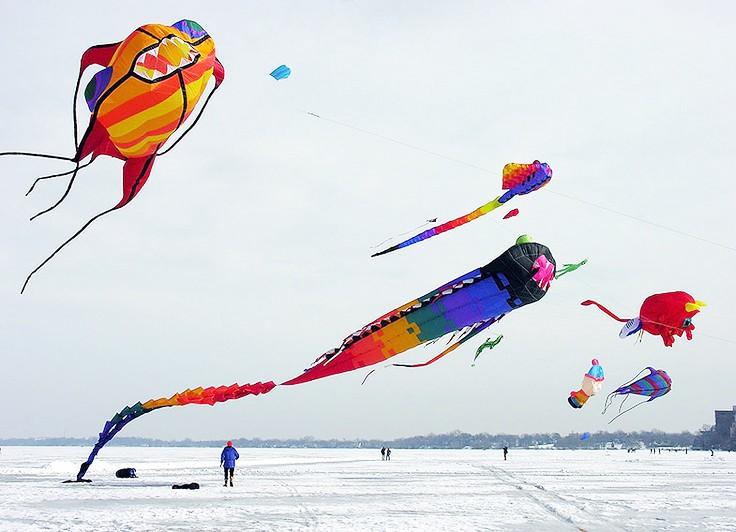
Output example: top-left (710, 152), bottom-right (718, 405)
top-left (220, 441), bottom-right (239, 487)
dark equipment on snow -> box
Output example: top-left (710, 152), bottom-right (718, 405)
top-left (172, 482), bottom-right (200, 490)
top-left (115, 467), bottom-right (138, 479)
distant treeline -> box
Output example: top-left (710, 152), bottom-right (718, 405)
top-left (0, 430), bottom-right (697, 449)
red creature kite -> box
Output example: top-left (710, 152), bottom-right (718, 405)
top-left (582, 291), bottom-right (706, 347)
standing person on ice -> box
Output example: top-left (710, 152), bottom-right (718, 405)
top-left (220, 441), bottom-right (239, 487)
top-left (386, 448), bottom-right (392, 461)
top-left (381, 447), bottom-right (386, 460)
top-left (503, 446), bottom-right (508, 460)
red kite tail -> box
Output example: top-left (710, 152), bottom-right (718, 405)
top-left (581, 300), bottom-right (629, 322)
top-left (117, 155), bottom-right (157, 208)
top-left (213, 58), bottom-right (225, 87)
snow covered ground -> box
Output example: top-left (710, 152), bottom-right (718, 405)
top-left (0, 447), bottom-right (734, 531)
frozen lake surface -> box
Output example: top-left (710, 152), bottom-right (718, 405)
top-left (0, 447), bottom-right (734, 531)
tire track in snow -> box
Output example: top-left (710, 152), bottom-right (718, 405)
top-left (273, 476), bottom-right (319, 529)
top-left (473, 464), bottom-right (626, 531)
top-left (497, 468), bottom-right (633, 523)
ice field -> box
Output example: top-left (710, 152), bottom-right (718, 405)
top-left (1, 447), bottom-right (735, 531)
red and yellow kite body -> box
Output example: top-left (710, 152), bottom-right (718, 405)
top-left (79, 19), bottom-right (224, 207)
top-left (3, 20), bottom-right (225, 292)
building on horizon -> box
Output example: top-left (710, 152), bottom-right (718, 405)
top-left (693, 406), bottom-right (736, 450)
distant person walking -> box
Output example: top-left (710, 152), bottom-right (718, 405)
top-left (220, 441), bottom-right (239, 487)
top-left (503, 446), bottom-right (508, 460)
top-left (386, 448), bottom-right (392, 461)
top-left (381, 447), bottom-right (386, 460)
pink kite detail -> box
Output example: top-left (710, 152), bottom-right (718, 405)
top-left (532, 255), bottom-right (554, 290)
top-left (503, 208), bottom-right (519, 220)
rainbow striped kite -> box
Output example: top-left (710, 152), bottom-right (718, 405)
top-left (602, 367), bottom-right (672, 423)
top-left (2, 20), bottom-right (225, 292)
top-left (372, 161), bottom-right (552, 257)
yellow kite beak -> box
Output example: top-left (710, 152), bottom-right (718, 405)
top-left (685, 300), bottom-right (707, 313)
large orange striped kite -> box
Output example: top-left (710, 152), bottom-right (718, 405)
top-left (1, 20), bottom-right (225, 292)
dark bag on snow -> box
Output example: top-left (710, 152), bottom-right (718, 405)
top-left (115, 468), bottom-right (137, 479)
top-left (172, 482), bottom-right (200, 490)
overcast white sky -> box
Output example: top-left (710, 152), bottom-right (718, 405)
top-left (1, 1), bottom-right (735, 441)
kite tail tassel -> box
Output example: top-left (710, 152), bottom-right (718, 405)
top-left (29, 162), bottom-right (85, 220)
top-left (361, 369), bottom-right (378, 386)
top-left (601, 391), bottom-right (617, 416)
top-left (607, 399), bottom-right (647, 424)
top-left (370, 245), bottom-right (397, 258)
top-left (580, 300), bottom-right (629, 322)
top-left (26, 160), bottom-right (94, 196)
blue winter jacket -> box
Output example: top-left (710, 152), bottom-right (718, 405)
top-left (221, 446), bottom-right (239, 468)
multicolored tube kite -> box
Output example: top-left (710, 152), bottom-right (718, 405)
top-left (371, 161), bottom-right (552, 257)
top-left (75, 237), bottom-right (583, 480)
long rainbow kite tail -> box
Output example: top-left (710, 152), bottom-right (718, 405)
top-left (371, 197), bottom-right (504, 257)
top-left (371, 161), bottom-right (552, 257)
top-left (74, 381), bottom-right (276, 481)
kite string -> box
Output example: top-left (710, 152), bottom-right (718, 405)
top-left (302, 111), bottom-right (493, 174)
top-left (546, 189), bottom-right (736, 253)
top-left (302, 111), bottom-right (736, 253)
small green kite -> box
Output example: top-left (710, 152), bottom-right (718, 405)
top-left (472, 334), bottom-right (503, 366)
top-left (554, 259), bottom-right (588, 279)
